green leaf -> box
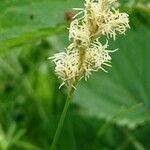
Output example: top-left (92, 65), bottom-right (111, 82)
top-left (74, 26), bottom-right (150, 129)
top-left (0, 0), bottom-right (82, 52)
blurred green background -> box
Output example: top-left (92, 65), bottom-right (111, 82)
top-left (0, 0), bottom-right (150, 150)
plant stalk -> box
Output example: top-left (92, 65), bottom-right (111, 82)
top-left (50, 88), bottom-right (74, 150)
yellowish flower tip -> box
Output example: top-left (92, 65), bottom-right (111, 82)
top-left (49, 0), bottom-right (130, 89)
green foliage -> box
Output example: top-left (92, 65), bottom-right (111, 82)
top-left (0, 0), bottom-right (150, 150)
top-left (74, 26), bottom-right (150, 129)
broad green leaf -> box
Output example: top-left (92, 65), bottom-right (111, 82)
top-left (0, 0), bottom-right (82, 52)
top-left (74, 26), bottom-right (150, 129)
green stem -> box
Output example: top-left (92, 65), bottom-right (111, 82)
top-left (50, 89), bottom-right (74, 150)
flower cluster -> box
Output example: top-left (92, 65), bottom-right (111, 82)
top-left (84, 0), bottom-right (130, 39)
top-left (69, 20), bottom-right (90, 47)
top-left (50, 50), bottom-right (80, 88)
top-left (49, 0), bottom-right (130, 89)
top-left (83, 40), bottom-right (117, 79)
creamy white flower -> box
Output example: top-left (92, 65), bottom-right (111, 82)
top-left (69, 19), bottom-right (90, 48)
top-left (100, 9), bottom-right (130, 39)
top-left (49, 50), bottom-right (79, 88)
top-left (84, 0), bottom-right (130, 39)
top-left (49, 0), bottom-right (129, 88)
top-left (83, 39), bottom-right (115, 79)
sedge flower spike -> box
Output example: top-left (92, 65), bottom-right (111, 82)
top-left (49, 0), bottom-right (130, 89)
top-left (50, 1), bottom-right (130, 148)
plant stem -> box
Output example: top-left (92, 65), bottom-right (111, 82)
top-left (50, 88), bottom-right (74, 150)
